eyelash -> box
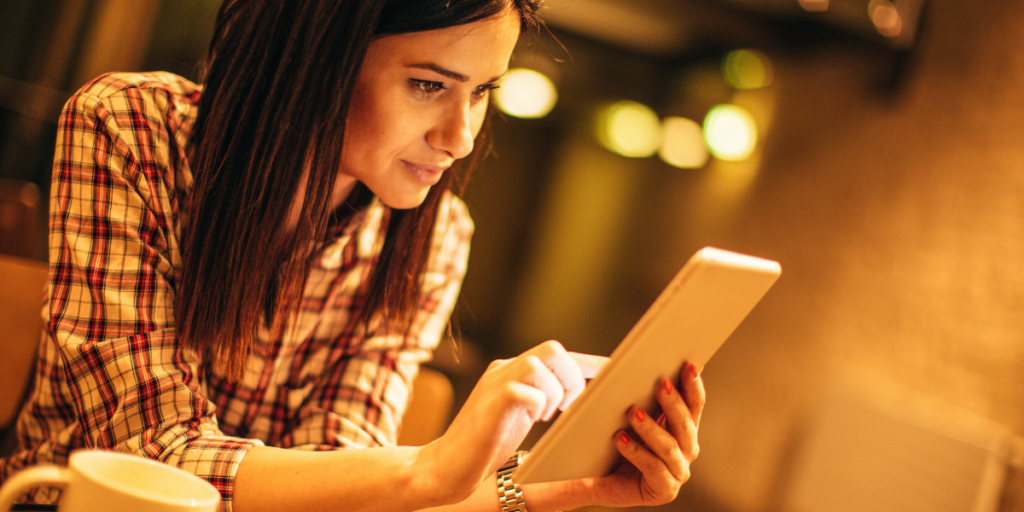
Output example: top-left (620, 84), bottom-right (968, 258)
top-left (410, 79), bottom-right (499, 99)
top-left (411, 79), bottom-right (445, 94)
top-left (476, 84), bottom-right (500, 97)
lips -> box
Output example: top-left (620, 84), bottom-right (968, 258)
top-left (402, 160), bottom-right (450, 186)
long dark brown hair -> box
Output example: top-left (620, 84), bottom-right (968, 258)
top-left (175, 0), bottom-right (541, 380)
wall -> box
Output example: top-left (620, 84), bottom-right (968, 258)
top-left (694, 1), bottom-right (1024, 509)
top-left (651, 0), bottom-right (1024, 509)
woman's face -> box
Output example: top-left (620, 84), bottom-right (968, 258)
top-left (341, 9), bottom-right (522, 209)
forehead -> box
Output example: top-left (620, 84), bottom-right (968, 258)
top-left (365, 10), bottom-right (521, 77)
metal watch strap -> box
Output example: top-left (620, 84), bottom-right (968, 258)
top-left (497, 451), bottom-right (529, 512)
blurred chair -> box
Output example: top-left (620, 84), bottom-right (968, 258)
top-left (0, 254), bottom-right (48, 456)
top-left (0, 179), bottom-right (44, 260)
top-left (398, 367), bottom-right (455, 446)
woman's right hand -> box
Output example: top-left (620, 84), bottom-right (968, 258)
top-left (415, 340), bottom-right (606, 504)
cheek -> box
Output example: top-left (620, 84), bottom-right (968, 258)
top-left (470, 104), bottom-right (489, 138)
top-left (344, 92), bottom-right (373, 147)
top-left (346, 93), bottom-right (396, 159)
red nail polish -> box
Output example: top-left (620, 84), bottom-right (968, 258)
top-left (618, 432), bottom-right (630, 444)
top-left (663, 378), bottom-right (674, 395)
top-left (634, 408), bottom-right (646, 422)
top-left (690, 363), bottom-right (700, 379)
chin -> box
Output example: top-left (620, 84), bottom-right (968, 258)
top-left (379, 191), bottom-right (431, 210)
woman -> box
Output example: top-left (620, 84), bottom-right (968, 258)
top-left (0, 0), bottom-right (704, 511)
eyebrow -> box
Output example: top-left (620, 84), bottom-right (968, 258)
top-left (406, 63), bottom-right (504, 84)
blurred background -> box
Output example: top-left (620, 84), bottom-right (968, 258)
top-left (3, 0), bottom-right (1024, 511)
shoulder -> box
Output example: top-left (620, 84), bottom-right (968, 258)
top-left (52, 72), bottom-right (201, 214)
top-left (69, 71), bottom-right (201, 108)
top-left (57, 72), bottom-right (202, 176)
top-left (62, 72), bottom-right (201, 134)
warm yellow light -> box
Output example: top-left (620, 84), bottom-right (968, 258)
top-left (659, 117), bottom-right (708, 169)
top-left (597, 101), bottom-right (662, 158)
top-left (703, 104), bottom-right (758, 161)
top-left (722, 49), bottom-right (774, 90)
top-left (868, 0), bottom-right (902, 37)
top-left (493, 68), bottom-right (558, 119)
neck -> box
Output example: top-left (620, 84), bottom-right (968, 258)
top-left (285, 174), bottom-right (359, 234)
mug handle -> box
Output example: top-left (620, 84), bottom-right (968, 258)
top-left (0, 466), bottom-right (68, 511)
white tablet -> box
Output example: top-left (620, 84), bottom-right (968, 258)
top-left (515, 247), bottom-right (781, 484)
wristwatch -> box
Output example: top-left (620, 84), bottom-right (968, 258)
top-left (497, 450), bottom-right (529, 512)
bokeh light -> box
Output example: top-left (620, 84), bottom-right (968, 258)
top-left (868, 0), bottom-right (902, 38)
top-left (596, 101), bottom-right (662, 158)
top-left (659, 117), bottom-right (709, 169)
top-left (703, 104), bottom-right (758, 161)
top-left (722, 49), bottom-right (774, 90)
top-left (493, 68), bottom-right (558, 119)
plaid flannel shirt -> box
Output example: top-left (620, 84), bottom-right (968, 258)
top-left (0, 72), bottom-right (473, 511)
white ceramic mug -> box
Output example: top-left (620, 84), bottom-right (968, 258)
top-left (0, 450), bottom-right (220, 512)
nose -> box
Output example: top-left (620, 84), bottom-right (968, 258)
top-left (428, 102), bottom-right (475, 160)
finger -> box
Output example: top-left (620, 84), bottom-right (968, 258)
top-left (498, 381), bottom-right (550, 461)
top-left (613, 429), bottom-right (687, 503)
top-left (568, 352), bottom-right (608, 379)
top-left (656, 377), bottom-right (699, 462)
top-left (679, 362), bottom-right (705, 429)
top-left (627, 405), bottom-right (687, 481)
top-left (522, 341), bottom-right (585, 411)
top-left (486, 358), bottom-right (512, 372)
top-left (517, 355), bottom-right (566, 421)
top-left (614, 431), bottom-right (668, 477)
top-left (504, 379), bottom-right (550, 423)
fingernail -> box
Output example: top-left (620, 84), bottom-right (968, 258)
top-left (663, 378), bottom-right (674, 395)
top-left (618, 432), bottom-right (630, 444)
top-left (689, 363), bottom-right (700, 380)
top-left (634, 407), bottom-right (646, 422)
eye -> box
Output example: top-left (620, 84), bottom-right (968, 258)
top-left (410, 79), bottom-right (446, 96)
top-left (473, 83), bottom-right (499, 100)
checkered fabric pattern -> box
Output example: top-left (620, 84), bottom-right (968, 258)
top-left (0, 72), bottom-right (473, 511)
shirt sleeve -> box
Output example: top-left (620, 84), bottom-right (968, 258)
top-left (47, 74), bottom-right (258, 510)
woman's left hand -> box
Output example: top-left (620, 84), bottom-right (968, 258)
top-left (565, 361), bottom-right (706, 508)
